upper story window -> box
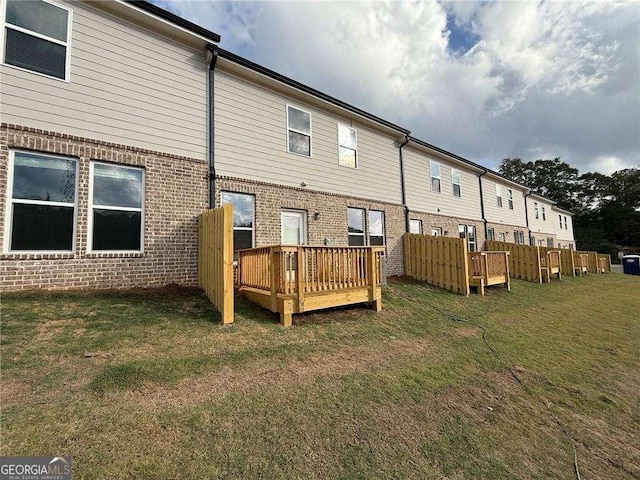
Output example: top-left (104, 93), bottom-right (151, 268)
top-left (338, 124), bottom-right (357, 168)
top-left (534, 201), bottom-right (539, 219)
top-left (89, 162), bottom-right (144, 252)
top-left (369, 210), bottom-right (385, 246)
top-left (3, 0), bottom-right (72, 81)
top-left (287, 105), bottom-right (311, 157)
top-left (430, 161), bottom-right (441, 193)
top-left (507, 189), bottom-right (514, 209)
top-left (5, 151), bottom-right (77, 252)
top-left (451, 169), bottom-right (461, 198)
top-left (221, 191), bottom-right (255, 252)
top-left (564, 216), bottom-right (568, 229)
top-left (409, 219), bottom-right (422, 234)
top-left (496, 185), bottom-right (503, 208)
top-left (542, 206), bottom-right (546, 221)
top-left (347, 207), bottom-right (365, 246)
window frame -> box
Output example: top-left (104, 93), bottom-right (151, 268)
top-left (559, 214), bottom-right (563, 229)
top-left (542, 205), bottom-right (546, 221)
top-left (564, 216), bottom-right (568, 229)
top-left (1, 0), bottom-right (73, 82)
top-left (221, 191), bottom-right (255, 252)
top-left (409, 219), bottom-right (423, 234)
top-left (451, 168), bottom-right (461, 198)
top-left (496, 185), bottom-right (503, 208)
top-left (534, 201), bottom-right (539, 219)
top-left (458, 224), bottom-right (477, 252)
top-left (280, 209), bottom-right (307, 246)
top-left (368, 209), bottom-right (385, 246)
top-left (507, 189), bottom-right (514, 210)
top-left (431, 227), bottom-right (442, 237)
top-left (430, 161), bottom-right (441, 193)
top-left (286, 104), bottom-right (312, 158)
top-left (87, 161), bottom-right (145, 254)
top-left (487, 227), bottom-right (495, 242)
top-left (4, 149), bottom-right (79, 254)
top-left (347, 207), bottom-right (366, 246)
top-left (337, 123), bottom-right (358, 169)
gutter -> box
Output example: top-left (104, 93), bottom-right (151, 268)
top-left (206, 44), bottom-right (219, 208)
top-left (398, 135), bottom-right (411, 232)
top-left (478, 169), bottom-right (488, 241)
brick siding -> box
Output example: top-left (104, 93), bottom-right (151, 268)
top-left (0, 124), bottom-right (208, 291)
top-left (407, 211), bottom-right (485, 249)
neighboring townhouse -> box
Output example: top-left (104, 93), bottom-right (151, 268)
top-left (0, 0), bottom-right (220, 290)
top-left (481, 174), bottom-right (530, 246)
top-left (402, 137), bottom-right (485, 251)
top-left (526, 193), bottom-right (557, 247)
top-left (211, 48), bottom-right (410, 275)
top-left (553, 206), bottom-right (576, 249)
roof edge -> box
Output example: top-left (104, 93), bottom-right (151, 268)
top-left (217, 48), bottom-right (410, 135)
top-left (124, 0), bottom-right (221, 43)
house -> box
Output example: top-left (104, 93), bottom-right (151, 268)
top-left (0, 0), bottom-right (220, 290)
top-left (1, 0), bottom-right (577, 292)
top-left (527, 193), bottom-right (558, 247)
top-left (553, 206), bottom-right (576, 249)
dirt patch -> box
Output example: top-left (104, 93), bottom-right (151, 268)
top-left (1, 378), bottom-right (32, 408)
top-left (34, 319), bottom-right (78, 342)
top-left (453, 327), bottom-right (478, 338)
top-left (121, 338), bottom-right (432, 412)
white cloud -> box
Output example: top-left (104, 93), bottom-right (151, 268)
top-left (158, 0), bottom-right (640, 175)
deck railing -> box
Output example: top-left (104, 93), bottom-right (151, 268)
top-left (573, 253), bottom-right (589, 274)
top-left (468, 251), bottom-right (510, 279)
top-left (237, 245), bottom-right (385, 295)
top-left (540, 250), bottom-right (561, 270)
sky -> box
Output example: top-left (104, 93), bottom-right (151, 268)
top-left (154, 0), bottom-right (640, 176)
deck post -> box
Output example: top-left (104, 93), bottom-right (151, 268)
top-left (269, 247), bottom-right (277, 312)
top-left (296, 246), bottom-right (305, 312)
top-left (368, 248), bottom-right (382, 311)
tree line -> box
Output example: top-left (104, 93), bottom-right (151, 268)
top-left (498, 158), bottom-right (640, 258)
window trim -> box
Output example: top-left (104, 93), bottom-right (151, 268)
top-left (507, 189), bottom-right (514, 210)
top-left (496, 185), bottom-right (503, 208)
top-left (280, 209), bottom-right (307, 245)
top-left (487, 227), bottom-right (495, 242)
top-left (564, 215), bottom-right (568, 229)
top-left (337, 123), bottom-right (358, 169)
top-left (4, 149), bottom-right (79, 254)
top-left (451, 168), bottom-right (461, 198)
top-left (286, 104), bottom-right (312, 158)
top-left (542, 205), bottom-right (546, 221)
top-left (534, 201), bottom-right (539, 219)
top-left (430, 161), bottom-right (441, 193)
top-left (1, 0), bottom-right (73, 83)
top-left (87, 161), bottom-right (145, 254)
top-left (347, 207), bottom-right (366, 246)
top-left (409, 219), bottom-right (423, 234)
top-left (221, 191), bottom-right (255, 252)
top-left (431, 227), bottom-right (442, 237)
top-left (368, 209), bottom-right (385, 246)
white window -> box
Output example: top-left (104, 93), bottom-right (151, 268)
top-left (547, 237), bottom-right (554, 248)
top-left (2, 0), bottom-right (72, 81)
top-left (431, 227), bottom-right (442, 236)
top-left (338, 124), bottom-right (357, 168)
top-left (507, 189), bottom-right (514, 210)
top-left (542, 206), bottom-right (546, 221)
top-left (287, 105), bottom-right (311, 157)
top-left (221, 192), bottom-right (255, 251)
top-left (534, 201), bottom-right (539, 219)
top-left (409, 219), bottom-right (422, 234)
top-left (559, 214), bottom-right (563, 229)
top-left (347, 207), bottom-right (365, 246)
top-left (88, 162), bottom-right (144, 252)
top-left (564, 216), bottom-right (568, 229)
top-left (369, 210), bottom-right (385, 246)
top-left (487, 227), bottom-right (495, 241)
top-left (459, 225), bottom-right (477, 252)
top-left (430, 161), bottom-right (441, 193)
top-left (451, 169), bottom-right (461, 197)
top-left (514, 230), bottom-right (525, 245)
top-left (5, 151), bottom-right (77, 252)
top-left (498, 232), bottom-right (505, 242)
top-left (496, 185), bottom-right (503, 207)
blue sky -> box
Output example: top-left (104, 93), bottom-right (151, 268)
top-left (153, 0), bottom-right (639, 175)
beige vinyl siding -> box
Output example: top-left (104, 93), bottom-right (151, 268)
top-left (528, 198), bottom-right (555, 236)
top-left (555, 212), bottom-right (575, 242)
top-left (403, 147), bottom-right (482, 220)
top-left (214, 70), bottom-right (402, 204)
top-left (0, 0), bottom-right (207, 159)
top-left (482, 177), bottom-right (527, 227)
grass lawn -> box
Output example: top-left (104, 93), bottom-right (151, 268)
top-left (1, 273), bottom-right (639, 479)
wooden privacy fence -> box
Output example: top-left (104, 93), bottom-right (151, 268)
top-left (468, 251), bottom-right (511, 295)
top-left (573, 253), bottom-right (589, 275)
top-left (597, 254), bottom-right (612, 273)
top-left (486, 241), bottom-right (543, 283)
top-left (198, 204), bottom-right (234, 324)
top-left (404, 233), bottom-right (470, 295)
top-left (237, 245), bottom-right (384, 326)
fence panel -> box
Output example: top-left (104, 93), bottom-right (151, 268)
top-left (403, 233), bottom-right (470, 295)
top-left (198, 204), bottom-right (234, 324)
top-left (486, 241), bottom-right (542, 283)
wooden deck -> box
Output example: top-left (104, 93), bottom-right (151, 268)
top-left (468, 251), bottom-right (510, 295)
top-left (237, 245), bottom-right (385, 326)
top-left (540, 250), bottom-right (562, 282)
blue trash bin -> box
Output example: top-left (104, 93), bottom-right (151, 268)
top-left (622, 255), bottom-right (640, 276)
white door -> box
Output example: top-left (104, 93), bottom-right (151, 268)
top-left (281, 210), bottom-right (306, 245)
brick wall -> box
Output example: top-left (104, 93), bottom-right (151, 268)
top-left (486, 221), bottom-right (531, 247)
top-left (1, 124), bottom-right (208, 291)
top-left (215, 177), bottom-right (406, 275)
top-left (408, 211), bottom-right (485, 250)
